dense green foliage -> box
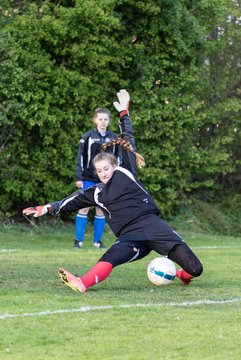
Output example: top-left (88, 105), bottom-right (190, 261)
top-left (0, 0), bottom-right (241, 218)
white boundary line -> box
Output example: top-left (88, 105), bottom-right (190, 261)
top-left (1, 298), bottom-right (241, 320)
top-left (1, 245), bottom-right (241, 253)
top-left (1, 245), bottom-right (241, 254)
top-left (0, 249), bottom-right (19, 253)
top-left (192, 245), bottom-right (241, 249)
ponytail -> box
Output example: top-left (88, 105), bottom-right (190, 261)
top-left (101, 135), bottom-right (145, 168)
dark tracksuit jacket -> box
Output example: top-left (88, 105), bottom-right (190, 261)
top-left (76, 128), bottom-right (119, 182)
top-left (50, 114), bottom-right (160, 237)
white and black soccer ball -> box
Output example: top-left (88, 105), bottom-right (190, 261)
top-left (147, 257), bottom-right (176, 286)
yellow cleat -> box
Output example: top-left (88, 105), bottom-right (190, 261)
top-left (58, 268), bottom-right (87, 293)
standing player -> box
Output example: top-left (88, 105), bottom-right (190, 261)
top-left (23, 90), bottom-right (203, 293)
top-left (75, 108), bottom-right (119, 249)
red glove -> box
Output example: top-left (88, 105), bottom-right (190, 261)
top-left (22, 204), bottom-right (51, 218)
top-left (113, 89), bottom-right (130, 117)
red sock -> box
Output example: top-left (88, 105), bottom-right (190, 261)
top-left (176, 269), bottom-right (193, 285)
top-left (80, 261), bottom-right (113, 289)
top-left (181, 270), bottom-right (193, 281)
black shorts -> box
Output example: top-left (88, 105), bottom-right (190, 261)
top-left (99, 214), bottom-right (184, 267)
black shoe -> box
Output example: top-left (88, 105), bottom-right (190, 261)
top-left (74, 240), bottom-right (83, 249)
top-left (93, 241), bottom-right (105, 249)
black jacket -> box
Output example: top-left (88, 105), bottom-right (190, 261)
top-left (50, 114), bottom-right (160, 237)
top-left (76, 128), bottom-right (119, 182)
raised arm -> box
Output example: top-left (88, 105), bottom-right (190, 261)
top-left (113, 90), bottom-right (133, 142)
top-left (118, 115), bottom-right (137, 173)
top-left (113, 90), bottom-right (144, 172)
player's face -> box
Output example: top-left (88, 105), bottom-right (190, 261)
top-left (94, 159), bottom-right (116, 184)
top-left (94, 113), bottom-right (110, 133)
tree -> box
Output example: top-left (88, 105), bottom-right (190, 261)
top-left (0, 0), bottom-right (124, 215)
top-left (1, 0), bottom-right (241, 219)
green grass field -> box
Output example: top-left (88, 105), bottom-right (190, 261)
top-left (1, 223), bottom-right (241, 360)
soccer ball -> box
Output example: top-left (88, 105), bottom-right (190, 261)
top-left (147, 257), bottom-right (176, 286)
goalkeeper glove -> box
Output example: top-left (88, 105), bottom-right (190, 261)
top-left (22, 204), bottom-right (51, 218)
top-left (113, 89), bottom-right (130, 116)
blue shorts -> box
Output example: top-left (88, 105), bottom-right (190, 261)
top-left (82, 180), bottom-right (98, 190)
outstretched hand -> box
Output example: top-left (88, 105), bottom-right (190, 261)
top-left (113, 89), bottom-right (130, 113)
top-left (22, 205), bottom-right (51, 218)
